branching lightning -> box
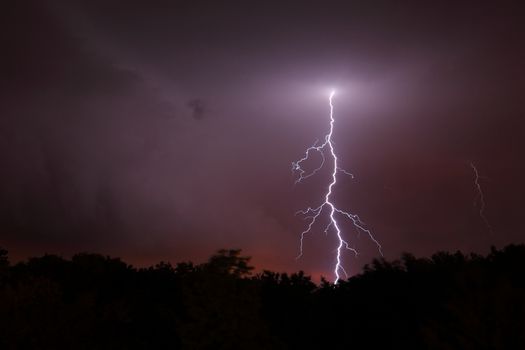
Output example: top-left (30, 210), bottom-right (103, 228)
top-left (470, 162), bottom-right (493, 234)
top-left (292, 90), bottom-right (382, 284)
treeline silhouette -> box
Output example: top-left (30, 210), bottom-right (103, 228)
top-left (1, 245), bottom-right (525, 349)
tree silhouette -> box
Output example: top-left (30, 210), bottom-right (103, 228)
top-left (1, 244), bottom-right (525, 348)
top-left (204, 249), bottom-right (254, 277)
top-left (0, 247), bottom-right (8, 267)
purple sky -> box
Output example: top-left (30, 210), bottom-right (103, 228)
top-left (1, 0), bottom-right (524, 279)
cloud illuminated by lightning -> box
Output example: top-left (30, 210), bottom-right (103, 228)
top-left (470, 162), bottom-right (493, 234)
top-left (292, 90), bottom-right (382, 284)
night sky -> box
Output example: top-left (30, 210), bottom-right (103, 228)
top-left (1, 1), bottom-right (524, 279)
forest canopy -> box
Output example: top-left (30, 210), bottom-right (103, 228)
top-left (1, 245), bottom-right (525, 349)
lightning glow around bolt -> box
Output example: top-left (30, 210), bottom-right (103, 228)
top-left (292, 90), bottom-right (382, 284)
top-left (470, 162), bottom-right (493, 234)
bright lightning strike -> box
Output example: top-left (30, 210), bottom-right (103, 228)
top-left (292, 90), bottom-right (382, 284)
top-left (470, 162), bottom-right (493, 234)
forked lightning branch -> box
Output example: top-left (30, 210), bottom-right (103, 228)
top-left (292, 91), bottom-right (382, 283)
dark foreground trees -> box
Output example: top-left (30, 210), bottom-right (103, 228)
top-left (1, 245), bottom-right (525, 349)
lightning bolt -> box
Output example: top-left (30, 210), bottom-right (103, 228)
top-left (292, 90), bottom-right (382, 284)
top-left (470, 162), bottom-right (493, 234)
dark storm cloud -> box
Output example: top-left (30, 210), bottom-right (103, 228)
top-left (187, 99), bottom-right (206, 120)
top-left (1, 1), bottom-right (191, 256)
top-left (1, 0), bottom-right (524, 277)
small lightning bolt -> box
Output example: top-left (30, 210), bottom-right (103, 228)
top-left (470, 162), bottom-right (493, 234)
top-left (292, 90), bottom-right (382, 284)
